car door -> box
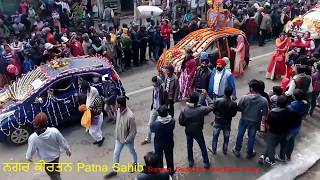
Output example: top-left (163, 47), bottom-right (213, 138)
top-left (33, 76), bottom-right (79, 127)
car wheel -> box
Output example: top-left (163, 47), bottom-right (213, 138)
top-left (8, 126), bottom-right (32, 145)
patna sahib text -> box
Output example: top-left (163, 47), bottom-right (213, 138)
top-left (77, 163), bottom-right (143, 173)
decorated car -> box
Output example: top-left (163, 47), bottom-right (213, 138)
top-left (157, 1), bottom-right (250, 73)
top-left (285, 5), bottom-right (320, 40)
top-left (0, 56), bottom-right (125, 145)
top-left (157, 27), bottom-right (250, 73)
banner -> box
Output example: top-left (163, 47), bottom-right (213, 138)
top-left (191, 0), bottom-right (206, 8)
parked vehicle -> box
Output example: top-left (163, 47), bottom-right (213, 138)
top-left (0, 57), bottom-right (125, 145)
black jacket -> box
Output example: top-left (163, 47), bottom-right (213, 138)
top-left (103, 80), bottom-right (118, 105)
top-left (194, 67), bottom-right (211, 91)
top-left (213, 97), bottom-right (238, 127)
top-left (150, 116), bottom-right (175, 147)
top-left (136, 169), bottom-right (171, 180)
top-left (267, 107), bottom-right (293, 135)
top-left (179, 104), bottom-right (213, 135)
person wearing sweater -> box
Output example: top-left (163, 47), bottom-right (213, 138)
top-left (142, 76), bottom-right (165, 145)
top-left (105, 96), bottom-right (138, 179)
top-left (26, 113), bottom-right (71, 180)
top-left (151, 105), bottom-right (175, 174)
top-left (259, 96), bottom-right (293, 165)
top-left (211, 88), bottom-right (238, 155)
top-left (286, 89), bottom-right (308, 161)
top-left (179, 92), bottom-right (214, 168)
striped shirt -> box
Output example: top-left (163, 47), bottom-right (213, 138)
top-left (90, 96), bottom-right (104, 116)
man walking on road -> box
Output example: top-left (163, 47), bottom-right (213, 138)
top-left (179, 92), bottom-right (213, 168)
top-left (141, 76), bottom-right (165, 145)
top-left (164, 65), bottom-right (180, 117)
top-left (233, 79), bottom-right (269, 159)
top-left (210, 87), bottom-right (238, 155)
top-left (26, 112), bottom-right (71, 180)
top-left (105, 96), bottom-right (138, 179)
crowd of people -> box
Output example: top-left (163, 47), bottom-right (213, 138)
top-left (0, 0), bottom-right (316, 180)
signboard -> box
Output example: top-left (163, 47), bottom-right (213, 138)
top-left (191, 0), bottom-right (206, 8)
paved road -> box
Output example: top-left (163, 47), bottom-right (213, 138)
top-left (296, 160), bottom-right (320, 180)
top-left (0, 42), bottom-right (319, 180)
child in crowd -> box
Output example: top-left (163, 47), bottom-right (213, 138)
top-left (270, 86), bottom-right (283, 109)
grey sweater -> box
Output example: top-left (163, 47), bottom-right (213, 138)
top-left (238, 94), bottom-right (269, 122)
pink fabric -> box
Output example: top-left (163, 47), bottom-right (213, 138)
top-left (179, 59), bottom-right (197, 99)
top-left (233, 35), bottom-right (245, 77)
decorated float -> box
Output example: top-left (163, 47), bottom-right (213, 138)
top-left (156, 0), bottom-right (250, 73)
top-left (0, 56), bottom-right (124, 145)
top-left (285, 4), bottom-right (320, 40)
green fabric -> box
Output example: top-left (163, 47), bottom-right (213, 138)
top-left (120, 35), bottom-right (132, 50)
top-left (225, 59), bottom-right (231, 71)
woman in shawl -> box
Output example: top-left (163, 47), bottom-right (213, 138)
top-left (79, 80), bottom-right (105, 146)
top-left (302, 31), bottom-right (315, 56)
top-left (231, 35), bottom-right (245, 77)
top-left (179, 58), bottom-right (197, 100)
top-left (1, 44), bottom-right (22, 81)
top-left (266, 33), bottom-right (289, 80)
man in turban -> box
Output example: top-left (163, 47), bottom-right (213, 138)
top-left (208, 59), bottom-right (237, 100)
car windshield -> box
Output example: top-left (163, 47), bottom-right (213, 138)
top-left (2, 68), bottom-right (48, 102)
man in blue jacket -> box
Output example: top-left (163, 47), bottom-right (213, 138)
top-left (208, 59), bottom-right (237, 100)
top-left (151, 105), bottom-right (175, 174)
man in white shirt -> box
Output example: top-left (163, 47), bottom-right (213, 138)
top-left (26, 112), bottom-right (71, 180)
top-left (208, 59), bottom-right (237, 100)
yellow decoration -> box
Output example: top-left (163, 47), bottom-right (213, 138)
top-left (304, 18), bottom-right (314, 29)
top-left (81, 109), bottom-right (91, 128)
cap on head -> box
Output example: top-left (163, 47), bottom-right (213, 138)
top-left (200, 52), bottom-right (208, 61)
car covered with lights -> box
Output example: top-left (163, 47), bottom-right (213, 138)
top-left (156, 27), bottom-right (250, 73)
top-left (0, 56), bottom-right (125, 145)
